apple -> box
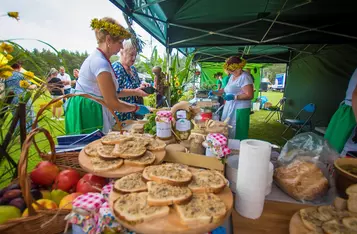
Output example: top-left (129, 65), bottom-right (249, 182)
top-left (59, 193), bottom-right (82, 210)
top-left (22, 199), bottom-right (57, 217)
top-left (53, 169), bottom-right (81, 193)
top-left (76, 174), bottom-right (107, 194)
top-left (30, 161), bottom-right (59, 186)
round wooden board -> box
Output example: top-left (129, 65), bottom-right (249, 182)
top-left (289, 211), bottom-right (311, 234)
top-left (78, 140), bottom-right (166, 178)
top-left (109, 186), bottom-right (233, 234)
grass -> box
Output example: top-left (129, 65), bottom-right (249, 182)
top-left (0, 90), bottom-right (292, 188)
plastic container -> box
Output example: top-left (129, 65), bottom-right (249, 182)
top-left (156, 111), bottom-right (172, 140)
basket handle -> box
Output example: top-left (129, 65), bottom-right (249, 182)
top-left (18, 127), bottom-right (56, 217)
top-left (32, 93), bottom-right (122, 131)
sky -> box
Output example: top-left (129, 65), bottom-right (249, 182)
top-left (0, 0), bottom-right (166, 57)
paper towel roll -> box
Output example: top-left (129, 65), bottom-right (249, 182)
top-left (235, 139), bottom-right (271, 219)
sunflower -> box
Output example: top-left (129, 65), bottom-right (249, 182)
top-left (5, 54), bottom-right (13, 61)
top-left (7, 12), bottom-right (19, 21)
top-left (175, 81), bottom-right (180, 87)
top-left (24, 71), bottom-right (35, 80)
top-left (0, 43), bottom-right (14, 53)
top-left (177, 90), bottom-right (182, 95)
top-left (19, 80), bottom-right (30, 89)
top-left (0, 65), bottom-right (13, 79)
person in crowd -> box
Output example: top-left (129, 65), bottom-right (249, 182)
top-left (5, 62), bottom-right (37, 130)
top-left (65, 17), bottom-right (150, 134)
top-left (214, 72), bottom-right (225, 107)
top-left (218, 56), bottom-right (254, 140)
top-left (71, 68), bottom-right (79, 87)
top-left (57, 66), bottom-right (72, 95)
top-left (325, 68), bottom-right (357, 153)
top-left (112, 40), bottom-right (149, 121)
top-left (152, 66), bottom-right (165, 107)
top-left (47, 68), bottom-right (64, 120)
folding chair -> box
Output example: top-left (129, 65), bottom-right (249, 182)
top-left (265, 97), bottom-right (286, 123)
top-left (281, 103), bottom-right (316, 140)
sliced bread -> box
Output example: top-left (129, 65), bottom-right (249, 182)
top-left (300, 207), bottom-right (328, 231)
top-left (124, 151), bottom-right (156, 167)
top-left (84, 143), bottom-right (100, 157)
top-left (101, 133), bottom-right (133, 145)
top-left (90, 157), bottom-right (123, 172)
top-left (114, 172), bottom-right (147, 193)
top-left (147, 139), bottom-right (166, 151)
top-left (346, 184), bottom-right (357, 196)
top-left (148, 163), bottom-right (193, 186)
top-left (97, 144), bottom-right (116, 159)
top-left (342, 217), bottom-right (357, 231)
top-left (322, 219), bottom-right (354, 234)
top-left (188, 170), bottom-right (227, 194)
top-left (147, 181), bottom-right (192, 206)
top-left (348, 194), bottom-right (357, 213)
top-left (142, 165), bottom-right (159, 182)
top-left (112, 141), bottom-right (147, 159)
top-left (174, 193), bottom-right (226, 225)
top-left (113, 192), bottom-right (169, 225)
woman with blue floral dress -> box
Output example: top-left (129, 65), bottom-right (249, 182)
top-left (112, 40), bottom-right (149, 121)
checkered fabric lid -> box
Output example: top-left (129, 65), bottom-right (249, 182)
top-left (156, 111), bottom-right (172, 117)
top-left (207, 133), bottom-right (228, 146)
top-left (72, 193), bottom-right (106, 212)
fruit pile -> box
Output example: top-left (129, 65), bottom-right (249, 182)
top-left (0, 161), bottom-right (107, 225)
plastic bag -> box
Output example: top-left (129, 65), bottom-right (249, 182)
top-left (274, 132), bottom-right (340, 204)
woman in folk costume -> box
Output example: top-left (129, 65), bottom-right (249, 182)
top-left (65, 17), bottom-right (150, 134)
top-left (220, 56), bottom-right (254, 140)
top-left (325, 68), bottom-right (357, 153)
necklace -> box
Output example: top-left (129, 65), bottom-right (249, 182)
top-left (96, 48), bottom-right (119, 80)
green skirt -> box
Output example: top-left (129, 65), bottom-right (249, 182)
top-left (65, 96), bottom-right (103, 134)
top-left (235, 108), bottom-right (251, 140)
top-left (324, 104), bottom-right (356, 153)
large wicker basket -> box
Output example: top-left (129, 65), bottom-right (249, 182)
top-left (0, 128), bottom-right (71, 234)
top-left (31, 93), bottom-right (122, 173)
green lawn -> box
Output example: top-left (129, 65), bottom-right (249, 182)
top-left (1, 90), bottom-right (291, 188)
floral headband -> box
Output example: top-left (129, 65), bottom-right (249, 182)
top-left (90, 18), bottom-right (131, 39)
top-left (223, 58), bottom-right (246, 72)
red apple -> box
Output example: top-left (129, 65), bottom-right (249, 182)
top-left (53, 169), bottom-right (81, 193)
top-left (30, 161), bottom-right (59, 186)
top-left (76, 174), bottom-right (107, 194)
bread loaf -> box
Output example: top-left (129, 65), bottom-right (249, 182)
top-left (273, 160), bottom-right (329, 201)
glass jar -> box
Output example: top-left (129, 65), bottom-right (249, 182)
top-left (173, 109), bottom-right (192, 140)
top-left (155, 111), bottom-right (172, 140)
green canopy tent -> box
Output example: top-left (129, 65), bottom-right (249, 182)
top-left (109, 0), bottom-right (357, 126)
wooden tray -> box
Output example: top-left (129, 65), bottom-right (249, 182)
top-left (289, 211), bottom-right (310, 234)
top-left (109, 186), bottom-right (233, 234)
top-left (78, 140), bottom-right (166, 178)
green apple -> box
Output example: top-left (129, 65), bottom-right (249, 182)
top-left (0, 205), bottom-right (21, 224)
top-left (40, 190), bottom-right (52, 200)
top-left (50, 189), bottom-right (68, 206)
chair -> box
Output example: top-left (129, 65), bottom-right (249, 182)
top-left (265, 97), bottom-right (286, 123)
top-left (281, 103), bottom-right (316, 139)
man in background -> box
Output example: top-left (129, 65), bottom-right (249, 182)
top-left (57, 66), bottom-right (71, 95)
top-left (72, 68), bottom-right (79, 88)
top-left (152, 66), bottom-right (165, 107)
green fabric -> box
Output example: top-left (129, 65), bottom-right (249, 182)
top-left (222, 76), bottom-right (229, 89)
top-left (284, 44), bottom-right (357, 128)
top-left (324, 104), bottom-right (356, 153)
top-left (235, 108), bottom-right (251, 140)
top-left (200, 62), bottom-right (263, 100)
top-left (65, 96), bottom-right (103, 134)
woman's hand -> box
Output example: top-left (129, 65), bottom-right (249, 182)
top-left (140, 83), bottom-right (151, 89)
top-left (135, 87), bottom-right (149, 97)
top-left (135, 105), bottom-right (150, 115)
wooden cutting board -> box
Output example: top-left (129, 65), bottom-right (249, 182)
top-left (78, 139), bottom-right (166, 178)
top-left (109, 186), bottom-right (233, 234)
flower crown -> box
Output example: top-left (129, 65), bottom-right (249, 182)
top-left (223, 58), bottom-right (246, 72)
top-left (90, 18), bottom-right (131, 39)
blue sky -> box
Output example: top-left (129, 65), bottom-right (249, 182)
top-left (1, 0), bottom-right (166, 57)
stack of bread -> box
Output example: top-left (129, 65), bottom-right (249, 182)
top-left (293, 184), bottom-right (357, 233)
top-left (274, 159), bottom-right (329, 201)
top-left (112, 163), bottom-right (229, 226)
top-left (83, 132), bottom-right (166, 172)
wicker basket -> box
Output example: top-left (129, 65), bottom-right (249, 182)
top-left (0, 128), bottom-right (71, 234)
top-left (31, 93), bottom-right (122, 173)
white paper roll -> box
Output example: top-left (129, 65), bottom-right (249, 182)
top-left (235, 139), bottom-right (271, 219)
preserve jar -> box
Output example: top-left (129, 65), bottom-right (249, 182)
top-left (155, 110), bottom-right (172, 140)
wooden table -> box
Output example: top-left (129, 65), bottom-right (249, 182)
top-left (232, 200), bottom-right (310, 234)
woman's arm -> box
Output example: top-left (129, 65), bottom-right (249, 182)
top-left (235, 84), bottom-right (254, 100)
top-left (97, 72), bottom-right (136, 113)
top-left (352, 85), bottom-right (357, 122)
top-left (117, 88), bottom-right (147, 97)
